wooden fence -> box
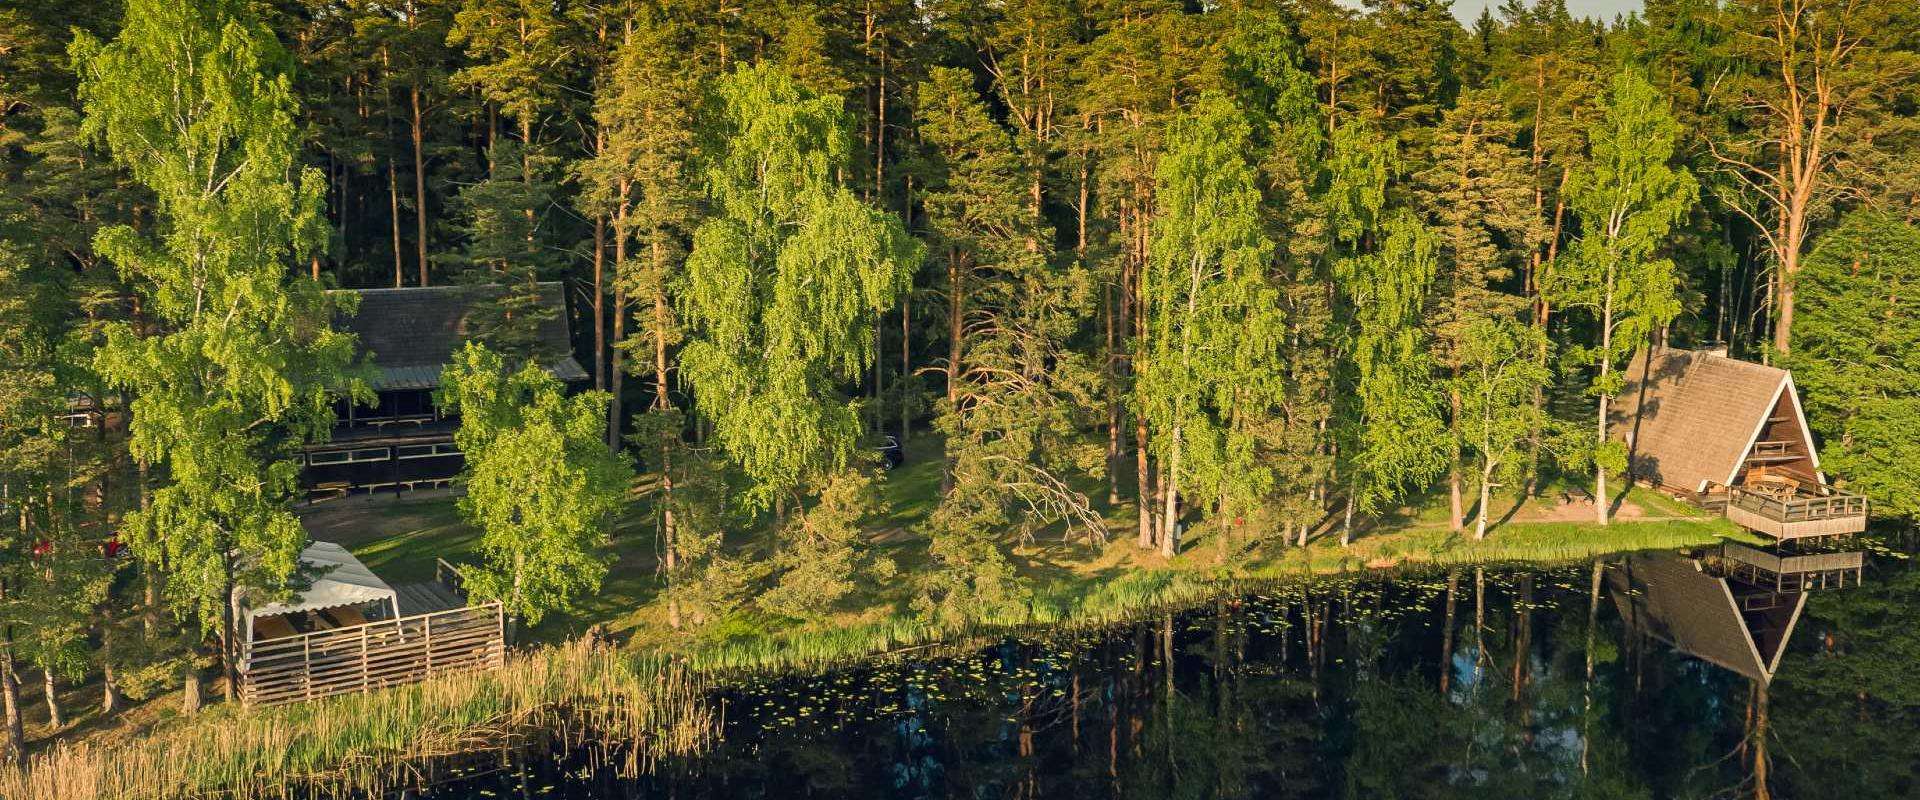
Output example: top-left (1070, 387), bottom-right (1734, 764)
top-left (238, 601), bottom-right (505, 708)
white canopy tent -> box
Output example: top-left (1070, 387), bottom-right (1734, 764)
top-left (235, 540), bottom-right (399, 643)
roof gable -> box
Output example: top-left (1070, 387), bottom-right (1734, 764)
top-left (1612, 346), bottom-right (1795, 493)
top-left (335, 283), bottom-right (588, 391)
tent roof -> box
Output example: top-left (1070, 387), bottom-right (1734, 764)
top-left (239, 541), bottom-right (396, 621)
top-left (1611, 346), bottom-right (1795, 492)
top-left (334, 282), bottom-right (587, 392)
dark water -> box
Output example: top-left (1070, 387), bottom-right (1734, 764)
top-left (395, 543), bottom-right (1917, 800)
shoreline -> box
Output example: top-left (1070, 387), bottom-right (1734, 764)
top-left (4, 513), bottom-right (1745, 800)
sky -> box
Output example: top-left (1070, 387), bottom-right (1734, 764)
top-left (1335, 0), bottom-right (1649, 25)
top-left (1449, 0), bottom-right (1646, 23)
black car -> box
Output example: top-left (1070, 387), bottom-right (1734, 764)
top-left (873, 435), bottom-right (905, 470)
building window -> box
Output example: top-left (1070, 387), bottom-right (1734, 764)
top-left (396, 443), bottom-right (462, 460)
top-left (308, 447), bottom-right (391, 466)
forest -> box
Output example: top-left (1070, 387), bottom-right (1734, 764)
top-left (0, 0), bottom-right (1918, 768)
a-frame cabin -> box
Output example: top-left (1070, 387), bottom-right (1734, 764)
top-left (1611, 345), bottom-right (1866, 541)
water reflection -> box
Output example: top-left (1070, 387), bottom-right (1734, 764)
top-left (392, 543), bottom-right (1904, 800)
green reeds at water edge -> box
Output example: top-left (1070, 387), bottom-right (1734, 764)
top-left (0, 639), bottom-right (716, 800)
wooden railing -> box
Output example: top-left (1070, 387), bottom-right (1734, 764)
top-left (434, 557), bottom-right (468, 601)
top-left (1727, 487), bottom-right (1868, 523)
top-left (238, 602), bottom-right (504, 708)
top-left (1721, 542), bottom-right (1864, 575)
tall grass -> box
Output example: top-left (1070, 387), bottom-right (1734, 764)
top-left (0, 639), bottom-right (715, 800)
top-left (8, 515), bottom-right (1737, 799)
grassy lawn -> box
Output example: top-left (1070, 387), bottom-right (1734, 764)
top-left (15, 443), bottom-right (1754, 800)
top-left (303, 436), bottom-right (1747, 661)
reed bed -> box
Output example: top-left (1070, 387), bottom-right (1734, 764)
top-left (7, 516), bottom-right (1735, 800)
top-left (0, 638), bottom-right (716, 800)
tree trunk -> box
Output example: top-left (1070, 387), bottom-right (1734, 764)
top-left (593, 214), bottom-right (607, 391)
top-left (42, 669), bottom-right (62, 729)
top-left (1341, 486), bottom-right (1355, 548)
top-left (1474, 459), bottom-right (1494, 540)
top-left (604, 196), bottom-right (628, 449)
top-left (411, 85), bottom-right (429, 286)
top-left (900, 292), bottom-right (911, 444)
top-left (1449, 389), bottom-right (1465, 532)
top-left (389, 154), bottom-right (404, 287)
top-left (1160, 426), bottom-right (1181, 558)
top-left (221, 552), bottom-right (237, 703)
top-left (942, 251), bottom-right (963, 498)
top-left (1, 646), bottom-right (21, 763)
top-left (181, 663), bottom-right (202, 715)
top-left (102, 658), bottom-right (123, 718)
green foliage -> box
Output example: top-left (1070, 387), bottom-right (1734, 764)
top-left (759, 470), bottom-right (891, 620)
top-left (1788, 211), bottom-right (1920, 518)
top-left (1556, 69), bottom-right (1696, 397)
top-left (678, 63), bottom-right (921, 509)
top-left (1453, 317), bottom-right (1553, 537)
top-left (1338, 210), bottom-right (1451, 515)
top-left (437, 342), bottom-right (634, 625)
top-left (911, 65), bottom-right (1102, 612)
top-left (440, 140), bottom-right (565, 361)
top-left (1137, 93), bottom-right (1283, 545)
top-left (73, 0), bottom-right (363, 637)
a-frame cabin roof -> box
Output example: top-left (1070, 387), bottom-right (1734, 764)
top-left (335, 282), bottom-right (588, 392)
top-left (1608, 554), bottom-right (1807, 684)
top-left (1611, 345), bottom-right (1819, 493)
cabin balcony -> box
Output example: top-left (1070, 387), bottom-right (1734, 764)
top-left (1724, 485), bottom-right (1868, 541)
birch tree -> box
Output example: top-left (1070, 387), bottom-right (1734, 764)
top-left (437, 343), bottom-right (632, 626)
top-left (678, 64), bottom-right (920, 510)
top-left (74, 0), bottom-right (363, 699)
top-left (1137, 93), bottom-right (1280, 558)
top-left (1555, 70), bottom-right (1696, 524)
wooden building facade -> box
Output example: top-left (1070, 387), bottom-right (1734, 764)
top-left (300, 283), bottom-right (588, 498)
top-left (1611, 345), bottom-right (1867, 542)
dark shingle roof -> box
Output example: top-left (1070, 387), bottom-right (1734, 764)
top-left (336, 283), bottom-right (588, 391)
top-left (1610, 346), bottom-right (1792, 493)
top-left (1608, 554), bottom-right (1806, 684)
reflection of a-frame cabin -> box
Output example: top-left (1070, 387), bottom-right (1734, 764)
top-left (1609, 554), bottom-right (1806, 684)
top-left (1612, 345), bottom-right (1867, 542)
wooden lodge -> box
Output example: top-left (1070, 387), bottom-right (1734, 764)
top-left (1611, 345), bottom-right (1867, 542)
top-left (300, 283), bottom-right (588, 500)
top-left (232, 541), bottom-right (504, 707)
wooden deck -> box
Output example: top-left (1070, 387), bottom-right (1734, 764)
top-left (395, 581), bottom-right (464, 616)
top-left (1725, 487), bottom-right (1868, 540)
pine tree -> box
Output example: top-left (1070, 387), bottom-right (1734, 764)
top-left (578, 4), bottom-right (705, 625)
top-left (1709, 0), bottom-right (1920, 355)
top-left (1415, 89), bottom-right (1541, 532)
top-left (911, 66), bottom-right (1101, 620)
top-left (1786, 211), bottom-right (1920, 519)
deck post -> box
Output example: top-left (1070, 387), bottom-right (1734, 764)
top-left (360, 625), bottom-right (370, 694)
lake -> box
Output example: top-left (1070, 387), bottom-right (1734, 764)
top-left (387, 543), bottom-right (1912, 799)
